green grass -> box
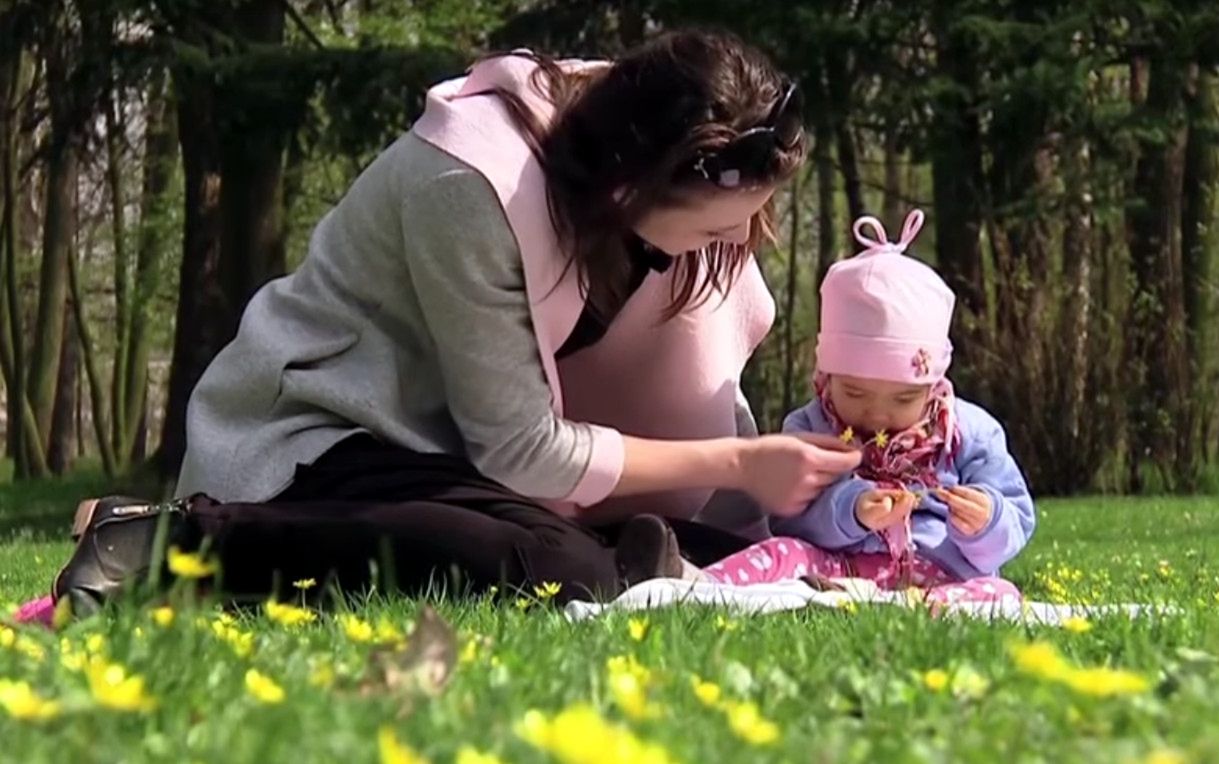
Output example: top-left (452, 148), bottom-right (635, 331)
top-left (2, 473), bottom-right (1219, 763)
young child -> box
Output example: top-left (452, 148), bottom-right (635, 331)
top-left (702, 210), bottom-right (1035, 605)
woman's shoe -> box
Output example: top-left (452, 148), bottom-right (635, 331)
top-left (52, 496), bottom-right (192, 616)
top-left (614, 514), bottom-right (685, 586)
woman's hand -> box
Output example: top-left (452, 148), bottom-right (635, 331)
top-left (737, 433), bottom-right (862, 516)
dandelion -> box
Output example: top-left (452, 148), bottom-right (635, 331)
top-left (722, 700), bottom-right (780, 746)
top-left (514, 598), bottom-right (533, 611)
top-left (1142, 750), bottom-right (1187, 764)
top-left (86, 658), bottom-right (156, 712)
top-left (85, 634), bottom-right (105, 654)
top-left (245, 669), bottom-right (285, 704)
top-left (374, 618), bottom-right (404, 645)
top-left (0, 627), bottom-right (46, 663)
top-left (1062, 667), bottom-right (1149, 697)
top-left (210, 620), bottom-right (254, 658)
top-left (151, 606), bottom-right (175, 628)
top-left (873, 430), bottom-right (890, 448)
top-left (340, 614), bottom-right (375, 643)
top-left (515, 704), bottom-right (674, 764)
top-left (455, 747), bottom-right (504, 764)
top-left (293, 578), bottom-right (317, 591)
top-left (1010, 641), bottom-right (1072, 681)
top-left (533, 581), bottom-right (562, 601)
top-left (0, 679), bottom-right (61, 721)
top-left (714, 614), bottom-right (739, 632)
top-left (378, 725), bottom-right (429, 764)
top-left (690, 675), bottom-right (722, 707)
top-left (167, 546), bottom-right (217, 578)
top-left (922, 669), bottom-right (949, 692)
top-left (606, 655), bottom-right (659, 720)
top-left (627, 617), bottom-right (649, 642)
top-left (264, 600), bottom-right (317, 628)
top-left (51, 598), bottom-right (73, 630)
top-left (839, 426), bottom-right (855, 443)
top-left (1062, 616), bottom-right (1092, 634)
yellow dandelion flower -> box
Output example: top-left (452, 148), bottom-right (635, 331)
top-left (1061, 616), bottom-right (1092, 634)
top-left (514, 598), bottom-right (533, 611)
top-left (0, 679), bottom-right (61, 721)
top-left (459, 637), bottom-right (486, 665)
top-left (264, 600), bottom-right (317, 628)
top-left (873, 430), bottom-right (890, 448)
top-left (84, 634), bottom-right (105, 654)
top-left (292, 578), bottom-right (317, 591)
top-left (690, 675), bottom-right (722, 707)
top-left (245, 669), bottom-right (285, 704)
top-left (152, 606), bottom-right (175, 628)
top-left (922, 669), bottom-right (949, 692)
top-left (714, 614), bottom-right (739, 632)
top-left (533, 581), bottom-right (562, 601)
top-left (1010, 641), bottom-right (1072, 681)
top-left (455, 747), bottom-right (503, 764)
top-left (627, 617), bottom-right (649, 642)
top-left (86, 658), bottom-right (156, 712)
top-left (514, 704), bottom-right (675, 764)
top-left (378, 725), bottom-right (429, 764)
top-left (374, 618), bottom-right (404, 645)
top-left (340, 614), bottom-right (375, 643)
top-left (950, 665), bottom-right (991, 699)
top-left (608, 667), bottom-right (660, 720)
top-left (167, 546), bottom-right (217, 578)
top-left (839, 426), bottom-right (855, 443)
top-left (722, 700), bottom-right (780, 746)
top-left (210, 620), bottom-right (254, 658)
top-left (1062, 666), bottom-right (1149, 697)
top-left (60, 647), bottom-right (85, 672)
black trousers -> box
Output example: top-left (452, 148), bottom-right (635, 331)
top-left (185, 434), bottom-right (750, 604)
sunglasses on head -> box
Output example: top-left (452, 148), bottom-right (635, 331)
top-left (688, 81), bottom-right (805, 189)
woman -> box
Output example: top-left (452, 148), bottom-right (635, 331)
top-left (51, 29), bottom-right (860, 613)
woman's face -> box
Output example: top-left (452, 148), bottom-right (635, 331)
top-left (631, 185), bottom-right (776, 256)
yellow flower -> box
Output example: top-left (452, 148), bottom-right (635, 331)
top-left (51, 597), bottom-right (73, 630)
top-left (714, 614), bottom-right (739, 632)
top-left (264, 600), bottom-right (317, 628)
top-left (514, 598), bottom-right (533, 611)
top-left (85, 633), bottom-right (105, 654)
top-left (60, 645), bottom-right (85, 672)
top-left (455, 747), bottom-right (503, 764)
top-left (86, 658), bottom-right (156, 712)
top-left (533, 581), bottom-right (562, 601)
top-left (378, 725), bottom-right (429, 764)
top-left (873, 430), bottom-right (890, 448)
top-left (515, 704), bottom-right (674, 764)
top-left (341, 614), bottom-right (375, 643)
top-left (210, 620), bottom-right (254, 657)
top-left (606, 655), bottom-right (659, 720)
top-left (374, 618), bottom-right (404, 645)
top-left (690, 675), bottom-right (722, 707)
top-left (167, 546), bottom-right (217, 578)
top-left (1, 628), bottom-right (47, 662)
top-left (627, 617), bottom-right (649, 642)
top-left (1010, 641), bottom-right (1072, 681)
top-left (1062, 616), bottom-right (1092, 634)
top-left (922, 669), bottom-right (949, 692)
top-left (839, 426), bottom-right (855, 443)
top-left (152, 606), bottom-right (175, 628)
top-left (1062, 667), bottom-right (1149, 697)
top-left (0, 679), bottom-right (61, 721)
top-left (293, 578), bottom-right (317, 590)
top-left (722, 700), bottom-right (780, 746)
top-left (245, 669), bottom-right (285, 704)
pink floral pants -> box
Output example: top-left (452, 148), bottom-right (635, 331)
top-left (704, 537), bottom-right (1021, 607)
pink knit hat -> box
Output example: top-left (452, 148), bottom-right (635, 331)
top-left (816, 210), bottom-right (955, 385)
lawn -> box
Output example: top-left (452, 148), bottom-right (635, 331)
top-left (2, 471), bottom-right (1218, 763)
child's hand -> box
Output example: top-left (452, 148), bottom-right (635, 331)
top-left (854, 490), bottom-right (915, 531)
top-left (935, 485), bottom-right (993, 536)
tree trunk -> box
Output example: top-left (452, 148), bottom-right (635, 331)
top-left (780, 170), bottom-right (804, 415)
top-left (814, 118), bottom-right (836, 287)
top-left (1181, 67), bottom-right (1219, 468)
top-left (117, 71), bottom-right (176, 468)
top-left (159, 69), bottom-right (224, 481)
top-left (68, 228), bottom-right (116, 475)
top-left (881, 125), bottom-right (903, 231)
top-left (1125, 55), bottom-right (1191, 491)
top-left (105, 81), bottom-right (132, 459)
top-left (48, 302), bottom-right (77, 474)
top-left (0, 31), bottom-right (25, 471)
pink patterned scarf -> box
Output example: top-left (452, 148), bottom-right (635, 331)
top-left (814, 372), bottom-right (961, 565)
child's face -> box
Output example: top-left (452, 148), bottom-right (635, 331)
top-left (827, 374), bottom-right (932, 434)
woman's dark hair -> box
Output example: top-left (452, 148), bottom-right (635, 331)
top-left (492, 29), bottom-right (806, 320)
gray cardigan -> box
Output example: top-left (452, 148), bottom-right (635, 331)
top-left (175, 134), bottom-right (765, 536)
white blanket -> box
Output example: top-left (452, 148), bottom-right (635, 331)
top-left (563, 578), bottom-right (1172, 626)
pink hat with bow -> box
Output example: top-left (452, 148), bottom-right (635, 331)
top-left (815, 210), bottom-right (955, 385)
